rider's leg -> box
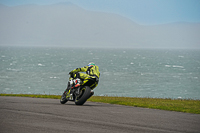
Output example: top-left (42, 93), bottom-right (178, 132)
top-left (78, 73), bottom-right (98, 90)
top-left (69, 73), bottom-right (98, 92)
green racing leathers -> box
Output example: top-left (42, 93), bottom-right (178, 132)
top-left (69, 65), bottom-right (100, 90)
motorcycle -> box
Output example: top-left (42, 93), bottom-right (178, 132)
top-left (60, 73), bottom-right (94, 105)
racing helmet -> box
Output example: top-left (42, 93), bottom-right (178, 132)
top-left (88, 62), bottom-right (95, 67)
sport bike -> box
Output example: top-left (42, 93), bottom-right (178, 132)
top-left (60, 73), bottom-right (94, 105)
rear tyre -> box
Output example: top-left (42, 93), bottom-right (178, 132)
top-left (75, 86), bottom-right (91, 105)
top-left (88, 90), bottom-right (94, 99)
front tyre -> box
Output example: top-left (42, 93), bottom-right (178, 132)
top-left (75, 86), bottom-right (91, 105)
top-left (60, 93), bottom-right (68, 104)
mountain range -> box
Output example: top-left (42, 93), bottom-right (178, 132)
top-left (0, 3), bottom-right (200, 49)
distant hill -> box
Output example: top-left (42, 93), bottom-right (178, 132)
top-left (0, 4), bottom-right (200, 49)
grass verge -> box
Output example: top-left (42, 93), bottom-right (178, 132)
top-left (88, 96), bottom-right (200, 114)
top-left (1, 94), bottom-right (200, 114)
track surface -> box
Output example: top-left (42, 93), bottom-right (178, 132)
top-left (0, 96), bottom-right (200, 133)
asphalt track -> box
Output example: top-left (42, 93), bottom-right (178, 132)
top-left (0, 97), bottom-right (200, 133)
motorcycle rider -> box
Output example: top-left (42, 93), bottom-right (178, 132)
top-left (64, 62), bottom-right (100, 97)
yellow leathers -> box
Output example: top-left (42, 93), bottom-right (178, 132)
top-left (70, 65), bottom-right (100, 89)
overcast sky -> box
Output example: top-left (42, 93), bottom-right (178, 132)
top-left (1, 0), bottom-right (200, 25)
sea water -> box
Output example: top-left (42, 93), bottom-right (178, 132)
top-left (0, 46), bottom-right (200, 99)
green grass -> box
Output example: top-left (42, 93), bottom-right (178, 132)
top-left (88, 96), bottom-right (200, 114)
top-left (1, 94), bottom-right (200, 114)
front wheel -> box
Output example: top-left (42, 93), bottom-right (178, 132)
top-left (60, 93), bottom-right (68, 104)
top-left (75, 86), bottom-right (91, 105)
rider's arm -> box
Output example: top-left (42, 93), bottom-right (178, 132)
top-left (70, 66), bottom-right (88, 74)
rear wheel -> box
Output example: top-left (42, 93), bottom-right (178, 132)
top-left (88, 90), bottom-right (94, 99)
top-left (75, 86), bottom-right (91, 105)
